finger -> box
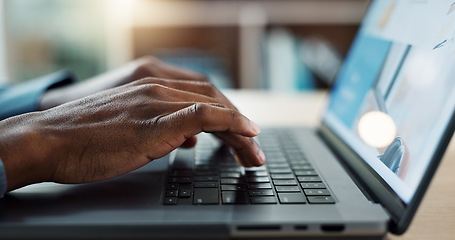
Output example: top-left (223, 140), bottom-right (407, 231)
top-left (134, 78), bottom-right (237, 110)
top-left (213, 132), bottom-right (265, 167)
top-left (131, 83), bottom-right (226, 107)
top-left (137, 57), bottom-right (208, 82)
top-left (147, 60), bottom-right (208, 82)
top-left (180, 136), bottom-right (198, 148)
top-left (160, 103), bottom-right (260, 139)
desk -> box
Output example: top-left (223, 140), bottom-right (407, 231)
top-left (224, 90), bottom-right (455, 240)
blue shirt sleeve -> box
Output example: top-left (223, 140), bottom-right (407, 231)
top-left (0, 70), bottom-right (75, 121)
top-left (0, 157), bottom-right (6, 198)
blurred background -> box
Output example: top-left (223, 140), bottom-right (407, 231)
top-left (0, 0), bottom-right (370, 90)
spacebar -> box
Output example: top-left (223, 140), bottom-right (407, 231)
top-left (193, 188), bottom-right (219, 205)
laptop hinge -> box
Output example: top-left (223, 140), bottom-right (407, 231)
top-left (316, 128), bottom-right (380, 204)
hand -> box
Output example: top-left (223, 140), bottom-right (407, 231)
top-left (0, 78), bottom-right (265, 192)
top-left (39, 56), bottom-right (209, 110)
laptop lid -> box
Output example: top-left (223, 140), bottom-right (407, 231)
top-left (320, 0), bottom-right (455, 234)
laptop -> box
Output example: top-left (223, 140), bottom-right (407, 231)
top-left (1, 0), bottom-right (454, 239)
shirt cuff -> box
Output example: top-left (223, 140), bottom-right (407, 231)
top-left (0, 157), bottom-right (6, 198)
top-left (0, 70), bottom-right (75, 121)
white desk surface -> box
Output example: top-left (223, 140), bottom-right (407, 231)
top-left (224, 89), bottom-right (455, 240)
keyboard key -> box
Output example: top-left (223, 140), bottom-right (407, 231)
top-left (271, 174), bottom-right (294, 180)
top-left (220, 172), bottom-right (241, 178)
top-left (289, 159), bottom-right (309, 165)
top-left (287, 155), bottom-right (306, 162)
top-left (268, 163), bottom-right (290, 168)
top-left (220, 167), bottom-right (243, 173)
top-left (168, 177), bottom-right (193, 183)
top-left (304, 189), bottom-right (330, 196)
top-left (221, 185), bottom-right (245, 191)
top-left (273, 180), bottom-right (298, 186)
top-left (278, 193), bottom-right (307, 204)
top-left (294, 170), bottom-right (318, 176)
top-left (307, 196), bottom-right (335, 204)
top-left (222, 191), bottom-right (249, 204)
top-left (194, 170), bottom-right (218, 176)
top-left (221, 179), bottom-right (242, 185)
top-left (265, 157), bottom-right (287, 163)
top-left (164, 197), bottom-right (178, 205)
top-left (165, 190), bottom-right (178, 197)
top-left (292, 165), bottom-right (314, 170)
top-left (245, 166), bottom-right (267, 171)
top-left (300, 183), bottom-right (326, 189)
top-left (245, 171), bottom-right (269, 177)
top-left (249, 189), bottom-right (275, 196)
top-left (248, 183), bottom-right (272, 189)
top-left (194, 182), bottom-right (219, 188)
top-left (193, 188), bottom-right (219, 205)
top-left (275, 186), bottom-right (300, 192)
top-left (178, 189), bottom-right (192, 198)
top-left (297, 176), bottom-right (322, 182)
top-left (167, 183), bottom-right (179, 190)
top-left (246, 177), bottom-right (270, 183)
top-left (269, 168), bottom-right (292, 174)
top-left (251, 196), bottom-right (277, 204)
top-left (195, 175), bottom-right (218, 182)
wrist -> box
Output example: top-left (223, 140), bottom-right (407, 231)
top-left (0, 113), bottom-right (58, 192)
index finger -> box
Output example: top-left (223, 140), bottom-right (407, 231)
top-left (158, 103), bottom-right (260, 143)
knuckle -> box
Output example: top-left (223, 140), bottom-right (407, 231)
top-left (210, 103), bottom-right (226, 109)
top-left (228, 108), bottom-right (238, 119)
top-left (191, 103), bottom-right (210, 116)
top-left (132, 64), bottom-right (151, 77)
top-left (140, 83), bottom-right (165, 95)
top-left (134, 77), bottom-right (155, 85)
top-left (132, 57), bottom-right (161, 78)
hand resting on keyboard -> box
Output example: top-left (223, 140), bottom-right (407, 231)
top-left (0, 77), bottom-right (265, 193)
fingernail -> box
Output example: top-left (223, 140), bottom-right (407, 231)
top-left (250, 120), bottom-right (261, 135)
top-left (258, 149), bottom-right (266, 164)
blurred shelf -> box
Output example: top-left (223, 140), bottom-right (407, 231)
top-left (106, 0), bottom-right (370, 88)
top-left (132, 0), bottom-right (370, 27)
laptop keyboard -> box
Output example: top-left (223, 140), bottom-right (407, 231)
top-left (163, 129), bottom-right (335, 205)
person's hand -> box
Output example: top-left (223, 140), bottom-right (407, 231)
top-left (39, 56), bottom-right (209, 110)
top-left (0, 78), bottom-right (265, 192)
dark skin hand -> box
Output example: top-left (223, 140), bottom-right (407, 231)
top-left (39, 56), bottom-right (211, 110)
top-left (0, 77), bottom-right (265, 192)
top-left (39, 56), bottom-right (246, 149)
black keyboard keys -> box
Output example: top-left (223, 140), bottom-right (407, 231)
top-left (222, 191), bottom-right (248, 204)
top-left (300, 182), bottom-right (326, 189)
top-left (249, 189), bottom-right (274, 196)
top-left (278, 193), bottom-right (307, 204)
top-left (163, 130), bottom-right (337, 206)
top-left (304, 189), bottom-right (330, 196)
top-left (307, 196), bottom-right (335, 204)
top-left (251, 196), bottom-right (277, 204)
top-left (178, 189), bottom-right (192, 198)
top-left (275, 186), bottom-right (300, 192)
top-left (164, 197), bottom-right (178, 205)
top-left (193, 188), bottom-right (219, 205)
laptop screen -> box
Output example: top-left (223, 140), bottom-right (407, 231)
top-left (323, 0), bottom-right (455, 204)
